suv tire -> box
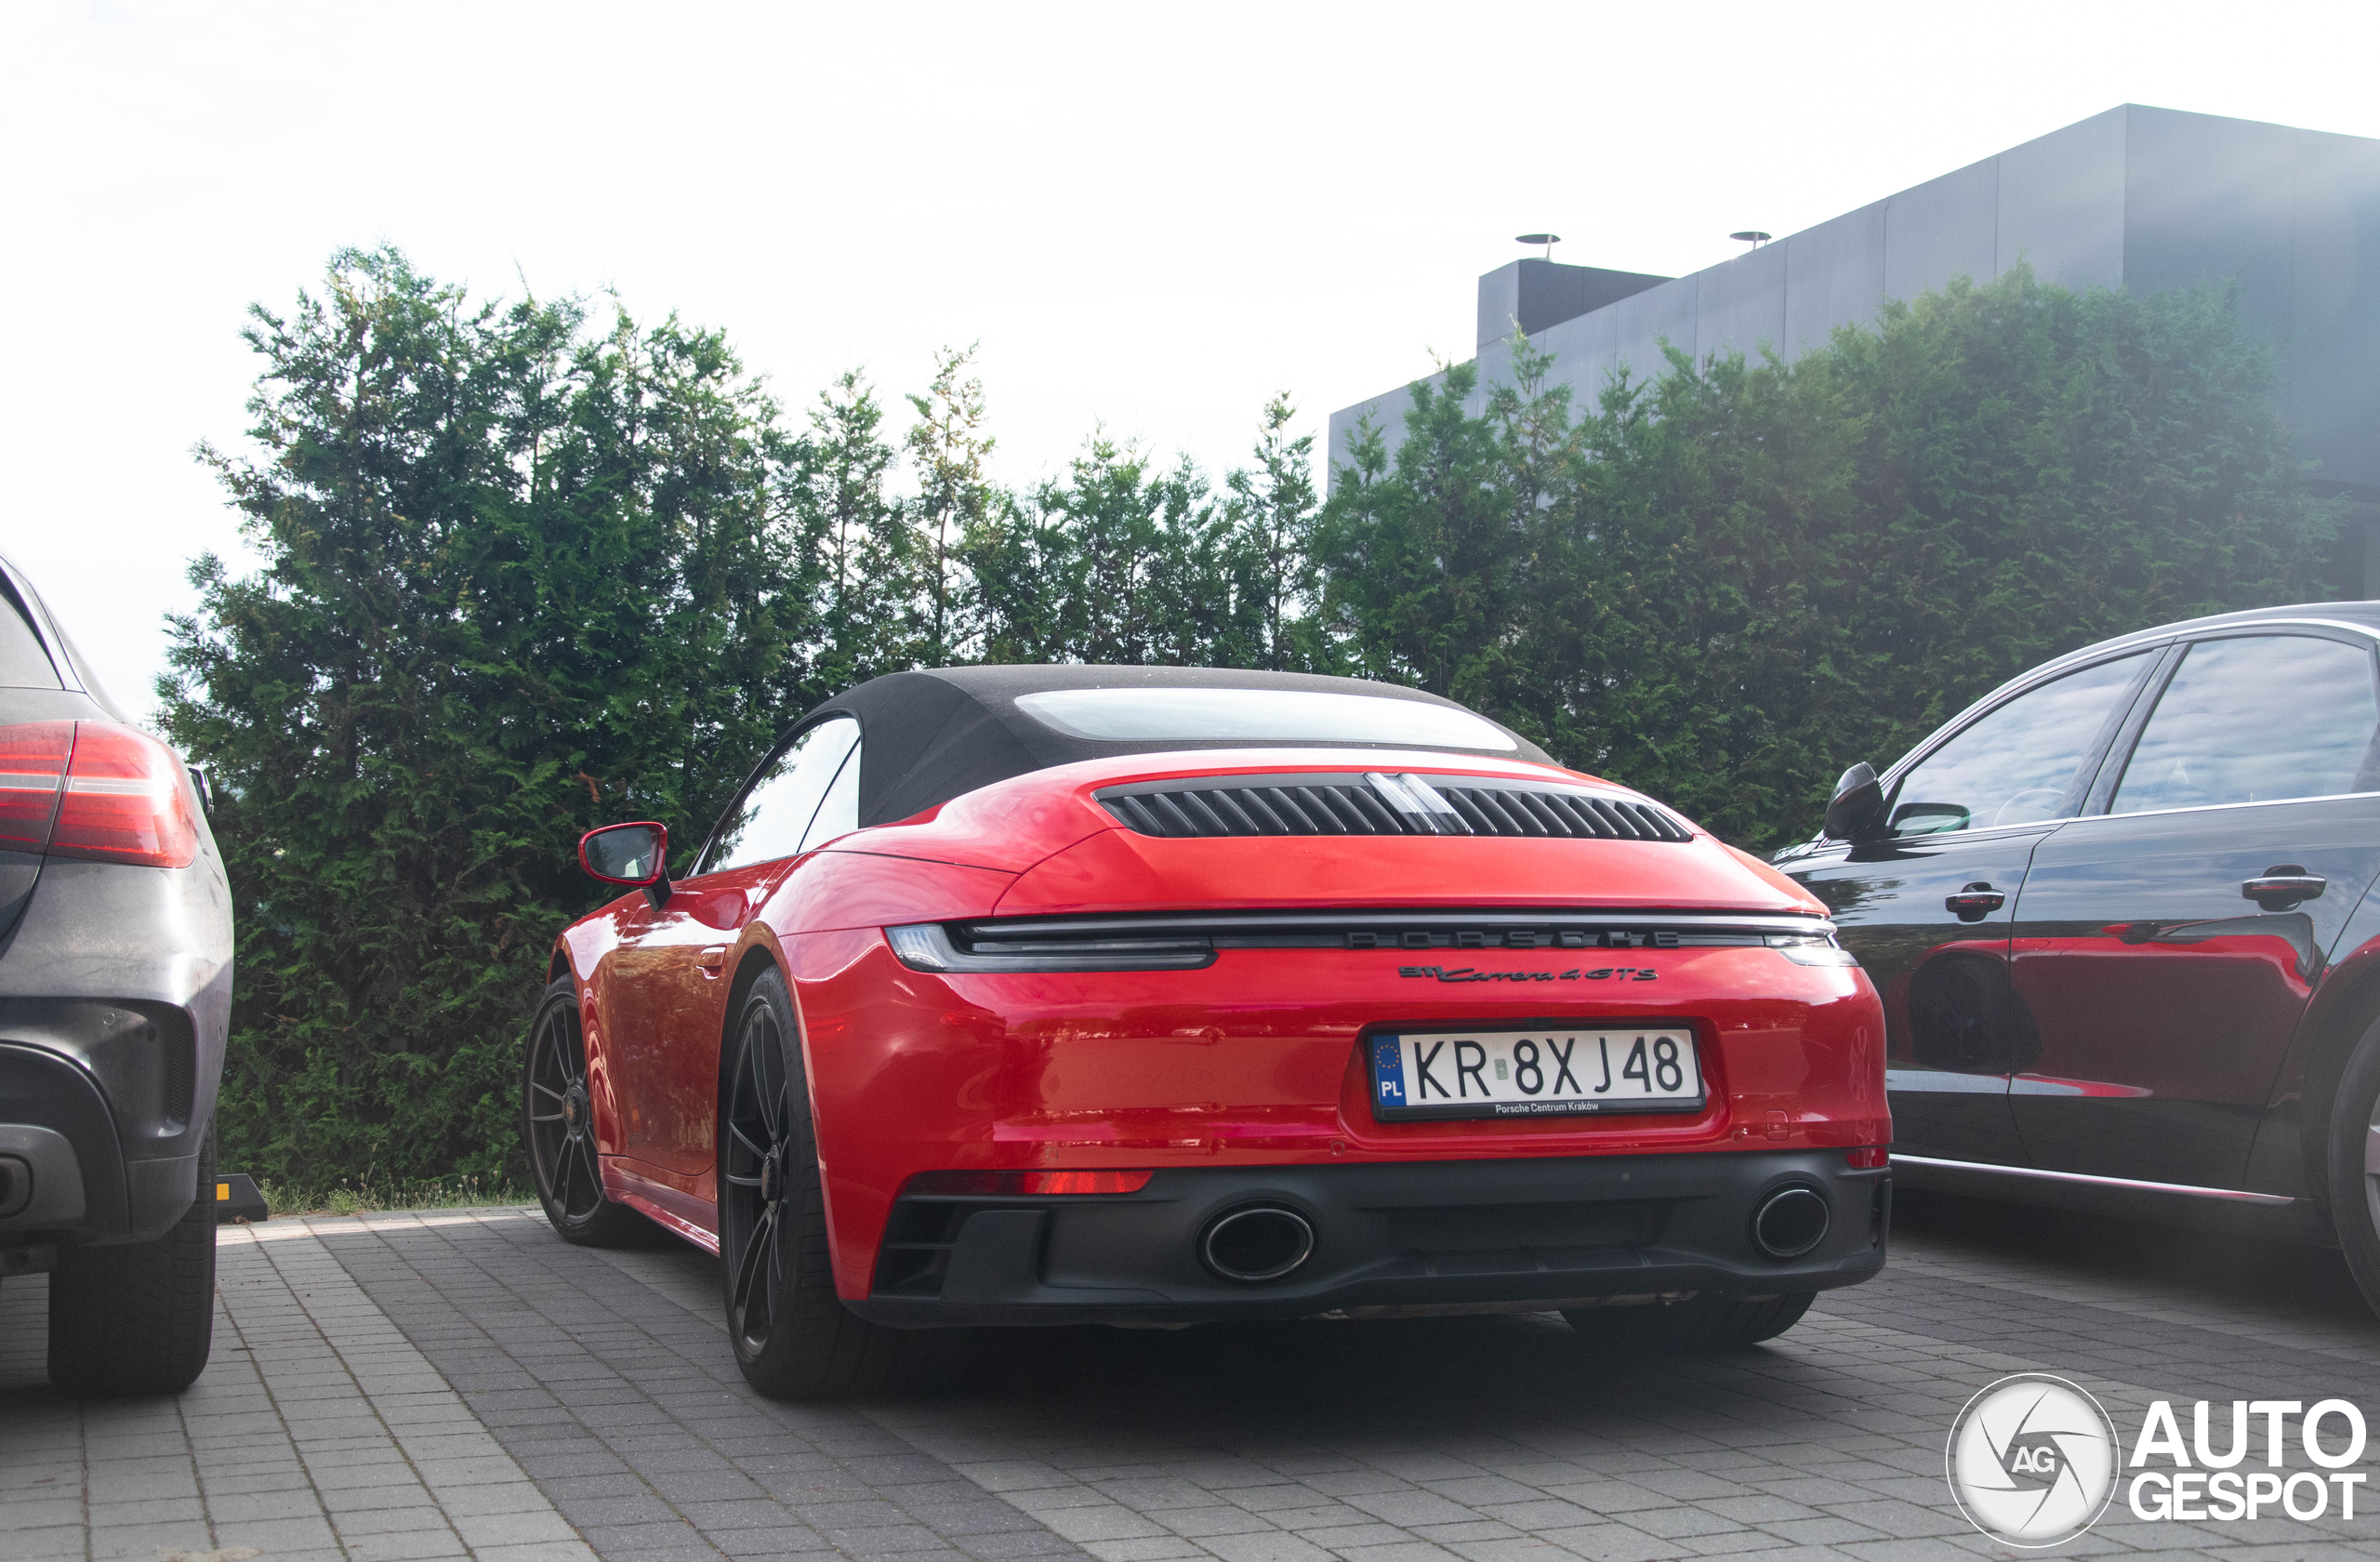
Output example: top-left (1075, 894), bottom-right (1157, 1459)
top-left (1563, 1291), bottom-right (1814, 1352)
top-left (47, 1124), bottom-right (217, 1395)
top-left (720, 969), bottom-right (918, 1397)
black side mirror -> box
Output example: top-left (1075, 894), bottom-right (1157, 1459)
top-left (1823, 762), bottom-right (1884, 843)
top-left (580, 822), bottom-right (671, 908)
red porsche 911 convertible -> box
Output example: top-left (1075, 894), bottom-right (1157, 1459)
top-left (531, 667), bottom-right (1889, 1397)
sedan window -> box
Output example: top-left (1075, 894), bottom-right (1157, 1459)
top-left (1887, 653), bottom-right (2151, 837)
top-left (708, 718), bottom-right (861, 872)
top-left (2112, 635), bottom-right (2380, 814)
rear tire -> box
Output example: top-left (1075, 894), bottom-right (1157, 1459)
top-left (720, 968), bottom-right (918, 1398)
top-left (525, 975), bottom-right (649, 1247)
top-left (47, 1125), bottom-right (217, 1395)
top-left (2324, 1013), bottom-right (2380, 1316)
top-left (1562, 1291), bottom-right (1814, 1352)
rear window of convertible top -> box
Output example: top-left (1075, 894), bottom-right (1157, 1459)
top-left (1012, 687), bottom-right (1517, 750)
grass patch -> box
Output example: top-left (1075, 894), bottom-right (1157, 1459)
top-left (249, 1172), bottom-right (533, 1217)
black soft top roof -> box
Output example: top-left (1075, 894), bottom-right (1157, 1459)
top-left (794, 665), bottom-right (1552, 828)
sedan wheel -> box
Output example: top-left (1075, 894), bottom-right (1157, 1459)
top-left (719, 969), bottom-right (915, 1397)
top-left (524, 977), bottom-right (647, 1246)
top-left (2365, 1092), bottom-right (2380, 1240)
top-left (2326, 1013), bottom-right (2380, 1317)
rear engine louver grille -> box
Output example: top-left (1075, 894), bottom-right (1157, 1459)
top-left (1097, 774), bottom-right (1692, 842)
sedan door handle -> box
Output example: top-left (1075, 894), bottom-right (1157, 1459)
top-left (694, 946), bottom-right (729, 971)
top-left (1945, 881), bottom-right (2005, 920)
top-left (2243, 866), bottom-right (2326, 910)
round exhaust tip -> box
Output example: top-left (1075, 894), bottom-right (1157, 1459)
top-left (1201, 1206), bottom-right (1315, 1283)
top-left (1752, 1187), bottom-right (1830, 1259)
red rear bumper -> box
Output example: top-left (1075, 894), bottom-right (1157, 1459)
top-left (789, 931), bottom-right (1887, 1301)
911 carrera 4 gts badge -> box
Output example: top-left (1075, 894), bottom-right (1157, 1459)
top-left (1399, 964), bottom-right (1659, 983)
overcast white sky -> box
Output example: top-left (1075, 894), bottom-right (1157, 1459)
top-left (4, 0), bottom-right (2377, 718)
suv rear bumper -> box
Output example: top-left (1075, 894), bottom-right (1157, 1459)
top-left (0, 854), bottom-right (231, 1249)
top-left (850, 1149), bottom-right (1888, 1329)
top-left (0, 1039), bottom-right (203, 1246)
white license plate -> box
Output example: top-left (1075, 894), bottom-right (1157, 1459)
top-left (1368, 1027), bottom-right (1704, 1120)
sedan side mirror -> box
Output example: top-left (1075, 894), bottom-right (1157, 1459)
top-left (580, 821), bottom-right (671, 908)
top-left (1823, 762), bottom-right (1884, 843)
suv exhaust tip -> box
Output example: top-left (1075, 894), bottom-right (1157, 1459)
top-left (1200, 1205), bottom-right (1315, 1282)
top-left (1752, 1187), bottom-right (1830, 1259)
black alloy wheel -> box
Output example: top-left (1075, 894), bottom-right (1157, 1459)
top-left (721, 979), bottom-right (792, 1358)
top-left (524, 976), bottom-right (647, 1246)
top-left (719, 968), bottom-right (914, 1397)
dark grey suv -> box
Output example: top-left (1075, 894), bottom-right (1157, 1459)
top-left (0, 551), bottom-right (231, 1393)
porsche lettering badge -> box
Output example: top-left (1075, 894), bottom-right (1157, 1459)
top-left (1399, 964), bottom-right (1659, 983)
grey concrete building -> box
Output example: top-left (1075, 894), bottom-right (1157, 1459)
top-left (1329, 104), bottom-right (2380, 575)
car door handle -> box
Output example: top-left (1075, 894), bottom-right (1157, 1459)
top-left (1945, 881), bottom-right (2005, 920)
top-left (694, 946), bottom-right (729, 971)
top-left (2243, 867), bottom-right (2326, 909)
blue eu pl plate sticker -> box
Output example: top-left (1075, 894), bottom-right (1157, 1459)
top-left (1372, 1035), bottom-right (1407, 1107)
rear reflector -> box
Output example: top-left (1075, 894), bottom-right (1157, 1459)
top-left (0, 721), bottom-right (72, 852)
top-left (47, 722), bottom-right (200, 869)
top-left (1845, 1146), bottom-right (1889, 1170)
top-left (906, 1169), bottom-right (1153, 1196)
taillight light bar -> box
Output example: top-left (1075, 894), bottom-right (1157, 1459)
top-left (0, 720), bottom-right (199, 868)
top-left (886, 921), bottom-right (1214, 973)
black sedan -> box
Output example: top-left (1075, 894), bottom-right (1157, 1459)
top-left (1773, 601), bottom-right (2380, 1309)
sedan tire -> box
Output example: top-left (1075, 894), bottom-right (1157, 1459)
top-left (721, 969), bottom-right (916, 1398)
top-left (525, 976), bottom-right (650, 1247)
top-left (2326, 1013), bottom-right (2380, 1314)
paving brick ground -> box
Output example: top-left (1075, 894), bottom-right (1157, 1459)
top-left (7, 1191), bottom-right (2380, 1561)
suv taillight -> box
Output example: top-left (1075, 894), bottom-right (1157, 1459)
top-left (0, 721), bottom-right (72, 852)
top-left (0, 721), bottom-right (200, 868)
